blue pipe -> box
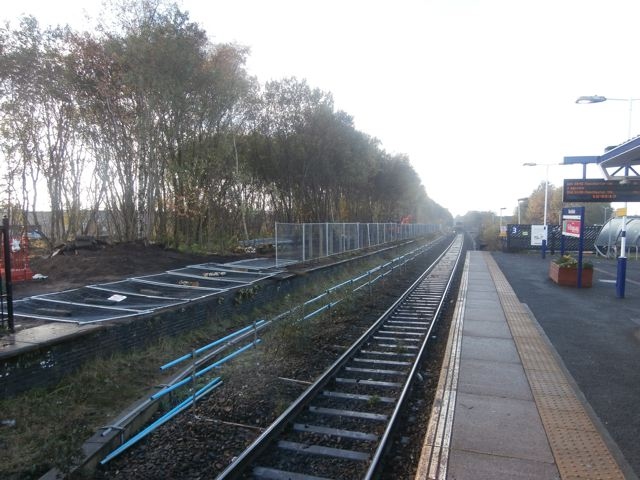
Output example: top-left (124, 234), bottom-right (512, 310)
top-left (351, 272), bottom-right (369, 283)
top-left (328, 278), bottom-right (353, 293)
top-left (160, 320), bottom-right (264, 370)
top-left (152, 340), bottom-right (261, 400)
top-left (302, 304), bottom-right (331, 321)
top-left (101, 377), bottom-right (223, 465)
top-left (303, 292), bottom-right (328, 306)
top-left (199, 340), bottom-right (261, 373)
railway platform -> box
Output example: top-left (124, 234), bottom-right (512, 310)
top-left (418, 250), bottom-right (640, 480)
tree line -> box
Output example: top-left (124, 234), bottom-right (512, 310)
top-left (0, 0), bottom-right (452, 250)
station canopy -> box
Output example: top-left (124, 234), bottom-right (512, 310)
top-left (598, 136), bottom-right (640, 180)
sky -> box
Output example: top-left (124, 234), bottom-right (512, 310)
top-left (3, 0), bottom-right (640, 218)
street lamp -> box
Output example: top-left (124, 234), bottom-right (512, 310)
top-left (498, 207), bottom-right (506, 250)
top-left (576, 94), bottom-right (640, 297)
top-left (575, 95), bottom-right (640, 139)
top-left (523, 162), bottom-right (559, 258)
top-left (517, 197), bottom-right (528, 224)
top-left (522, 162), bottom-right (552, 225)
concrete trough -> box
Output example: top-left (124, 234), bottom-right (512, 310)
top-left (170, 265), bottom-right (277, 283)
top-left (12, 297), bottom-right (145, 324)
top-left (134, 272), bottom-right (239, 290)
top-left (34, 286), bottom-right (187, 311)
top-left (93, 279), bottom-right (218, 300)
top-left (224, 257), bottom-right (294, 270)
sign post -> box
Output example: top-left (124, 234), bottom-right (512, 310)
top-left (561, 207), bottom-right (586, 288)
top-left (531, 225), bottom-right (548, 258)
top-left (617, 211), bottom-right (627, 298)
top-left (563, 179), bottom-right (640, 298)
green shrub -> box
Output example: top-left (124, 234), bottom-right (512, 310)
top-left (553, 254), bottom-right (593, 269)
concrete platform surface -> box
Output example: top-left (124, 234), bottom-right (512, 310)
top-left (417, 250), bottom-right (639, 480)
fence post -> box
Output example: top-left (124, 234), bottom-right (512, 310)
top-left (325, 223), bottom-right (329, 257)
top-left (275, 222), bottom-right (279, 267)
top-left (2, 216), bottom-right (14, 333)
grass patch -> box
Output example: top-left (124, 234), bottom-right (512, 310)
top-left (0, 316), bottom-right (248, 479)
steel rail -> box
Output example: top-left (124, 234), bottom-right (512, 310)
top-left (364, 235), bottom-right (464, 479)
top-left (216, 234), bottom-right (464, 479)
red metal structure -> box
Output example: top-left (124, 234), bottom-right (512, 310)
top-left (0, 229), bottom-right (33, 282)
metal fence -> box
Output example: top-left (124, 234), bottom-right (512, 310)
top-left (505, 224), bottom-right (601, 252)
top-left (275, 222), bottom-right (440, 266)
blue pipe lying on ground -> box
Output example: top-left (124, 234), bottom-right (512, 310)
top-left (101, 376), bottom-right (223, 465)
top-left (160, 320), bottom-right (265, 371)
top-left (152, 340), bottom-right (261, 401)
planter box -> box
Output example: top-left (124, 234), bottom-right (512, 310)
top-left (549, 262), bottom-right (593, 287)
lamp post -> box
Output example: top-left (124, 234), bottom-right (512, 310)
top-left (602, 206), bottom-right (614, 259)
top-left (499, 207), bottom-right (506, 231)
top-left (576, 94), bottom-right (640, 297)
top-left (523, 162), bottom-right (556, 258)
top-left (517, 197), bottom-right (528, 224)
top-left (602, 206), bottom-right (611, 226)
top-left (499, 207), bottom-right (506, 251)
top-left (576, 95), bottom-right (640, 139)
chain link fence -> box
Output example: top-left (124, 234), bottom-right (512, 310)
top-left (275, 222), bottom-right (440, 266)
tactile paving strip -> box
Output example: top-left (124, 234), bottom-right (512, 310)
top-left (484, 252), bottom-right (626, 480)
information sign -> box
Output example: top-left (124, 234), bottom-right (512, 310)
top-left (560, 207), bottom-right (586, 288)
top-left (531, 225), bottom-right (547, 246)
top-left (563, 220), bottom-right (581, 238)
top-left (563, 178), bottom-right (640, 202)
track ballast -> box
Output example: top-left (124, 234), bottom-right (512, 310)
top-left (218, 234), bottom-right (465, 479)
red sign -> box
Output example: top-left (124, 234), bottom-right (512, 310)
top-left (563, 219), bottom-right (581, 238)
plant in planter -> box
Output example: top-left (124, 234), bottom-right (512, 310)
top-left (549, 254), bottom-right (593, 287)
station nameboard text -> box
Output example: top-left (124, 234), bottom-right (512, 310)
top-left (563, 178), bottom-right (640, 203)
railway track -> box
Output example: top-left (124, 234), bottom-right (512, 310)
top-left (217, 234), bottom-right (465, 480)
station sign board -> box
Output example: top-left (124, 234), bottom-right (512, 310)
top-left (563, 219), bottom-right (581, 238)
top-left (561, 207), bottom-right (583, 239)
top-left (560, 206), bottom-right (587, 288)
top-left (563, 178), bottom-right (640, 202)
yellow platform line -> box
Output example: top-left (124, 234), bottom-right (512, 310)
top-left (484, 252), bottom-right (626, 480)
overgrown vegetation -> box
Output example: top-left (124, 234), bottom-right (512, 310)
top-left (0, 0), bottom-right (452, 250)
top-left (1, 313), bottom-right (244, 476)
